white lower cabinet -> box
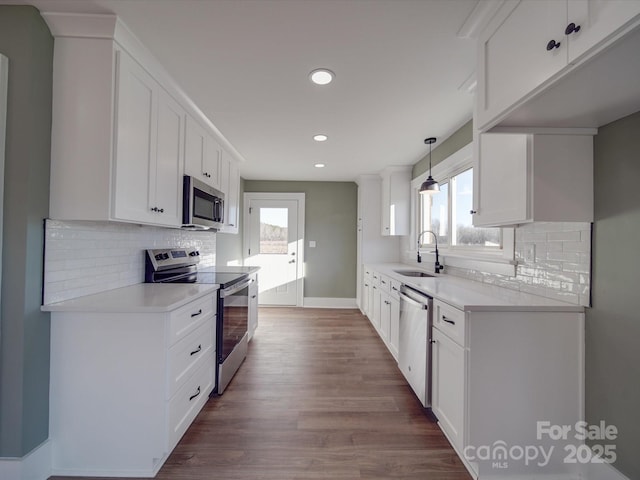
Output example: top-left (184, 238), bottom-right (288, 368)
top-left (49, 294), bottom-right (216, 477)
top-left (371, 283), bottom-right (381, 330)
top-left (248, 273), bottom-right (259, 340)
top-left (431, 299), bottom-right (584, 478)
top-left (431, 326), bottom-right (465, 452)
top-left (364, 267), bottom-right (401, 361)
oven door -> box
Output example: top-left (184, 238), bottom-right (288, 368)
top-left (219, 278), bottom-right (250, 363)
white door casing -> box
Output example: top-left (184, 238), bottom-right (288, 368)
top-left (244, 193), bottom-right (305, 306)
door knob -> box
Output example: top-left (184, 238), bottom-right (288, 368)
top-left (289, 259), bottom-right (295, 264)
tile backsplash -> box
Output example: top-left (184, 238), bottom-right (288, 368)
top-left (403, 222), bottom-right (591, 306)
top-left (43, 219), bottom-right (217, 304)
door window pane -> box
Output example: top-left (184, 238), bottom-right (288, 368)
top-left (260, 208), bottom-right (288, 254)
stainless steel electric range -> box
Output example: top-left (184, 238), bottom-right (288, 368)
top-left (145, 248), bottom-right (251, 394)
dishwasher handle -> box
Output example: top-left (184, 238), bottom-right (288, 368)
top-left (399, 291), bottom-right (429, 310)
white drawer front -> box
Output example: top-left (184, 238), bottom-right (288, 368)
top-left (378, 274), bottom-right (391, 293)
top-left (433, 299), bottom-right (466, 347)
top-left (168, 353), bottom-right (214, 450)
top-left (168, 319), bottom-right (215, 398)
top-left (169, 294), bottom-right (216, 344)
top-left (389, 278), bottom-right (401, 299)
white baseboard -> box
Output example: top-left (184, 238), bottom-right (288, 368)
top-left (303, 297), bottom-right (357, 309)
top-left (0, 440), bottom-right (51, 480)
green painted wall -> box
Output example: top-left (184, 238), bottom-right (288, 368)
top-left (244, 181), bottom-right (357, 298)
top-left (587, 110), bottom-right (640, 479)
top-left (0, 6), bottom-right (53, 457)
top-left (412, 120), bottom-right (473, 180)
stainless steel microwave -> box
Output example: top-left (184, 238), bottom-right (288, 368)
top-left (182, 175), bottom-right (224, 230)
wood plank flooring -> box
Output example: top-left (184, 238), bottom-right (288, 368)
top-left (51, 307), bottom-right (471, 480)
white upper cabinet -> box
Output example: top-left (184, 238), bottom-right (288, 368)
top-left (113, 51), bottom-right (183, 227)
top-left (45, 13), bottom-right (242, 228)
top-left (223, 153), bottom-right (241, 234)
top-left (472, 132), bottom-right (593, 227)
top-left (184, 115), bottom-right (221, 190)
top-left (477, 0), bottom-right (640, 130)
top-left (567, 0), bottom-right (640, 62)
top-left (217, 150), bottom-right (240, 234)
top-left (380, 166), bottom-right (411, 236)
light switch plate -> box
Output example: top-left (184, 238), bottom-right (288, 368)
top-left (309, 240), bottom-right (316, 248)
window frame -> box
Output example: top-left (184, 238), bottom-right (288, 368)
top-left (410, 143), bottom-right (516, 274)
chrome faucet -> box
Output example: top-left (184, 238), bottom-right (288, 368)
top-left (417, 230), bottom-right (443, 273)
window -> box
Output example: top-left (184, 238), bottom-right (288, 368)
top-left (418, 167), bottom-right (501, 250)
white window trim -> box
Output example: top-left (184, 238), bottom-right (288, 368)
top-left (410, 143), bottom-right (517, 276)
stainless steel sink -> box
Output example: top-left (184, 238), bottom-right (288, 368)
top-left (393, 270), bottom-right (434, 278)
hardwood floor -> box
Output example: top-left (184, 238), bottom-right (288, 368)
top-left (52, 307), bottom-right (471, 480)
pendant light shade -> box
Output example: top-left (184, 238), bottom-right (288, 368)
top-left (419, 137), bottom-right (439, 195)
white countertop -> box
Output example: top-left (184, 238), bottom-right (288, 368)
top-left (42, 283), bottom-right (220, 313)
top-left (368, 263), bottom-right (584, 312)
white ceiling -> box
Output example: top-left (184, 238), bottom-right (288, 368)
top-left (6, 0), bottom-right (480, 181)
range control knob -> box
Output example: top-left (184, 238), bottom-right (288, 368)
top-left (155, 254), bottom-right (163, 261)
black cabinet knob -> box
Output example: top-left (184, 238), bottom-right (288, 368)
top-left (546, 39), bottom-right (561, 51)
top-left (565, 22), bottom-right (581, 35)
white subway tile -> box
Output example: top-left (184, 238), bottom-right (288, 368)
top-left (547, 231), bottom-right (581, 242)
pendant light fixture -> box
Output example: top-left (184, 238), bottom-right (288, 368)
top-left (419, 137), bottom-right (439, 194)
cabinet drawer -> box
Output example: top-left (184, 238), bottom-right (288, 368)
top-left (169, 295), bottom-right (216, 344)
top-left (168, 353), bottom-right (214, 450)
top-left (389, 279), bottom-right (401, 299)
top-left (378, 274), bottom-right (391, 293)
top-left (168, 319), bottom-right (215, 398)
top-left (433, 299), bottom-right (466, 347)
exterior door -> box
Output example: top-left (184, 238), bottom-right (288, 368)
top-left (245, 194), bottom-right (304, 306)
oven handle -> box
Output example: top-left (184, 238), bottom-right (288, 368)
top-left (220, 278), bottom-right (252, 298)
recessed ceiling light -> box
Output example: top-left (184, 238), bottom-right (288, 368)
top-left (309, 68), bottom-right (334, 85)
top-left (313, 134), bottom-right (328, 142)
top-left (314, 163), bottom-right (325, 168)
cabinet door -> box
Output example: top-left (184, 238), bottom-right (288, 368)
top-left (362, 277), bottom-right (371, 317)
top-left (226, 159), bottom-right (240, 233)
top-left (380, 292), bottom-right (391, 344)
top-left (477, 0), bottom-right (566, 129)
top-left (388, 296), bottom-right (400, 361)
top-left (248, 277), bottom-right (258, 340)
top-left (204, 135), bottom-right (222, 189)
top-left (154, 89), bottom-right (184, 227)
top-left (432, 328), bottom-right (465, 451)
top-left (184, 115), bottom-right (207, 182)
top-left (473, 133), bottom-right (529, 227)
top-left (567, 0), bottom-right (640, 62)
top-left (380, 169), bottom-right (410, 236)
top-left (185, 115), bottom-right (220, 188)
top-left (219, 152), bottom-right (240, 234)
top-left (112, 51), bottom-right (157, 224)
top-left (371, 285), bottom-right (381, 330)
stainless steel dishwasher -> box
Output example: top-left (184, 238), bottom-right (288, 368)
top-left (398, 284), bottom-right (433, 407)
